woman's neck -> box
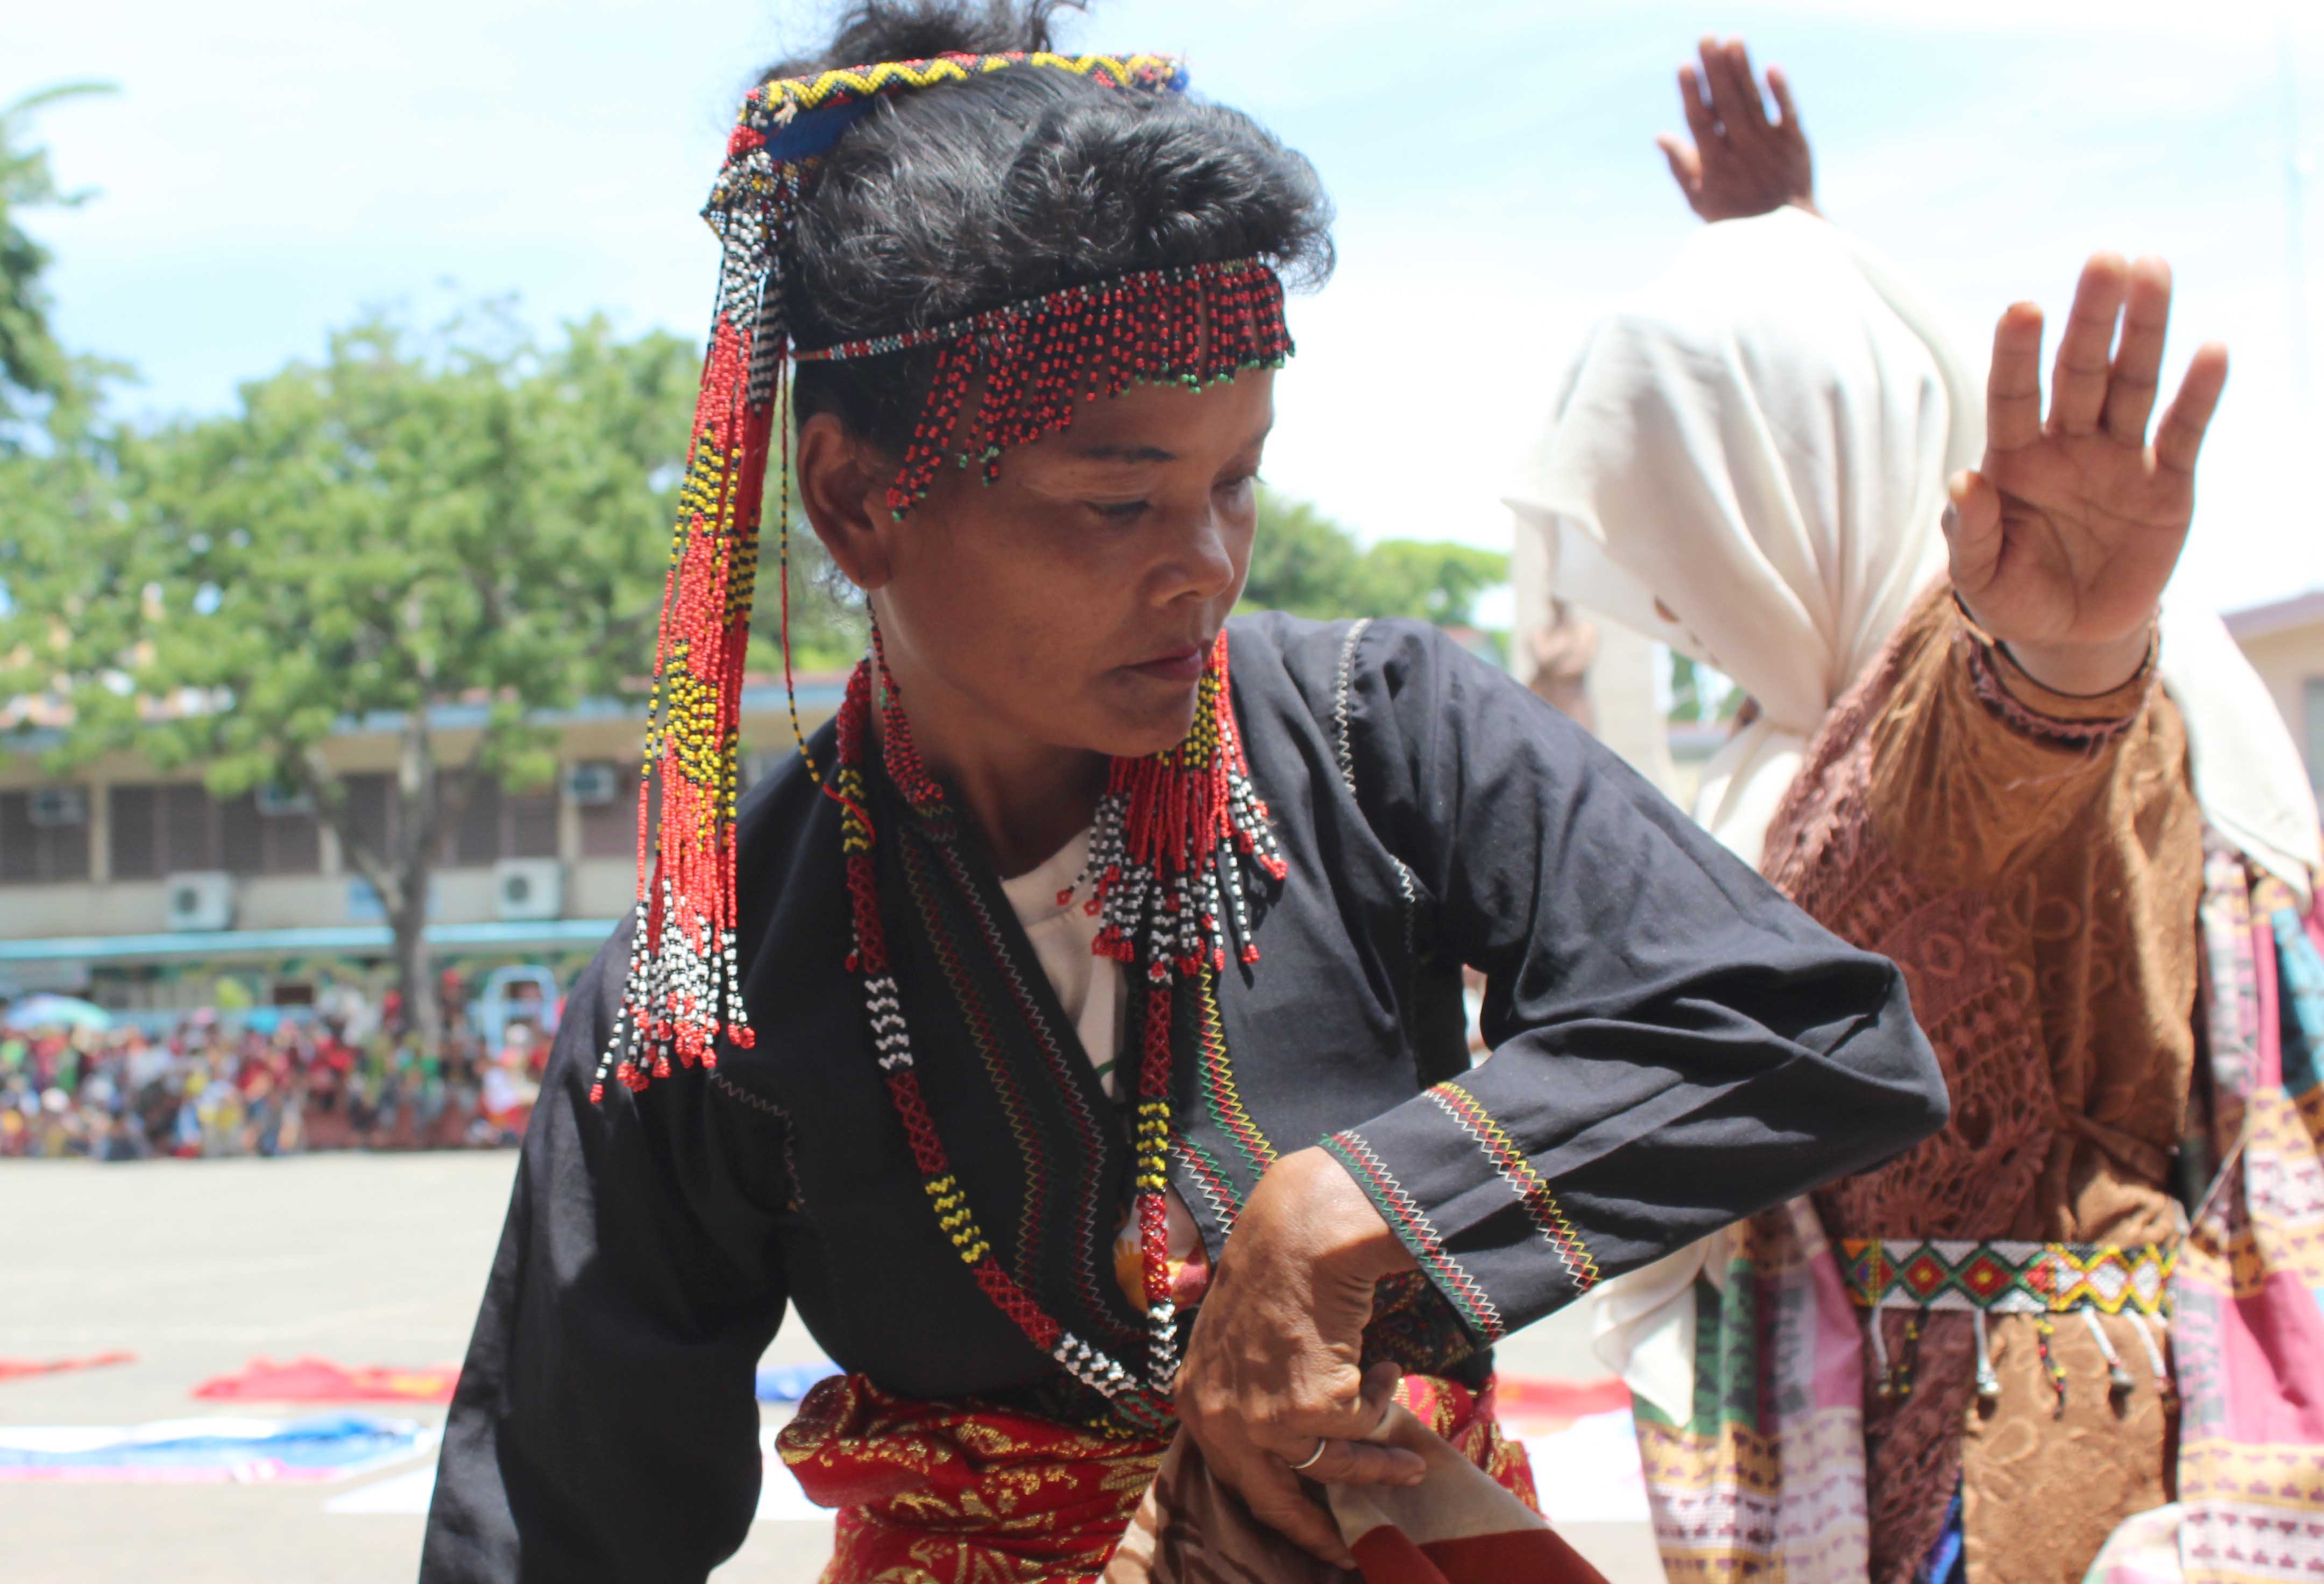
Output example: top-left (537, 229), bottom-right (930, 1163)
top-left (874, 644), bottom-right (1108, 880)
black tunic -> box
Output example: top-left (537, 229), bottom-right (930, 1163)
top-left (420, 614), bottom-right (1946, 1582)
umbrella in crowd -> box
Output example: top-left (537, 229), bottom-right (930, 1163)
top-left (1, 996), bottom-right (114, 1033)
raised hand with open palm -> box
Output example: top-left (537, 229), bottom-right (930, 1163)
top-left (1945, 254), bottom-right (2229, 696)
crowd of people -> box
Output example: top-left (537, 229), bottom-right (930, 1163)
top-left (0, 1006), bottom-right (547, 1161)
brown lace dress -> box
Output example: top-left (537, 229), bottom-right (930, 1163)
top-left (1759, 585), bottom-right (2203, 1584)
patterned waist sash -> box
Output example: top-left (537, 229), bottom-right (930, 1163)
top-left (1840, 1238), bottom-right (2176, 1317)
top-left (776, 1370), bottom-right (1537, 1584)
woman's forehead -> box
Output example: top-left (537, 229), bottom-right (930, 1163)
top-left (1030, 369), bottom-right (1276, 463)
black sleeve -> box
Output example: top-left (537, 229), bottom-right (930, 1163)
top-left (420, 925), bottom-right (790, 1583)
top-left (1320, 620), bottom-right (1946, 1342)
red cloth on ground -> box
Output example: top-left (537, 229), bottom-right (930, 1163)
top-left (191, 1357), bottom-right (457, 1404)
top-left (0, 1352), bottom-right (136, 1382)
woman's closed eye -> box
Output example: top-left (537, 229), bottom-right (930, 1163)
top-left (1088, 498), bottom-right (1151, 523)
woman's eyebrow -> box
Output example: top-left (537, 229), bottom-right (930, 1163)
top-left (1068, 442), bottom-right (1178, 463)
top-left (1067, 422), bottom-right (1272, 465)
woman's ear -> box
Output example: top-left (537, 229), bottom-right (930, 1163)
top-left (796, 412), bottom-right (897, 592)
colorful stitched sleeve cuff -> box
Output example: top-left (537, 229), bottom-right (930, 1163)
top-left (1323, 1078), bottom-right (1601, 1346)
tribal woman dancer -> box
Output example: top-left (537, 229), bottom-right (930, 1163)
top-left (419, 10), bottom-right (1949, 1581)
top-left (1527, 40), bottom-right (2324, 1584)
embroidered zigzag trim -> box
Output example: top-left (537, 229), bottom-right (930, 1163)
top-left (1323, 1131), bottom-right (1505, 1341)
top-left (1426, 1084), bottom-right (1600, 1295)
top-left (935, 838), bottom-right (1139, 1349)
top-left (1171, 1136), bottom-right (1245, 1228)
top-left (754, 52), bottom-right (1182, 115)
top-left (1329, 617), bottom-right (1421, 954)
top-left (1196, 972), bottom-right (1276, 1178)
top-left (899, 833), bottom-right (1047, 1290)
top-left (1333, 618), bottom-right (1372, 796)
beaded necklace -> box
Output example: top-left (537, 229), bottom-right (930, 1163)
top-left (833, 627), bottom-right (1282, 1423)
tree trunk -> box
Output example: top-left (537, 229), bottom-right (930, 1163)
top-left (393, 611), bottom-right (444, 1052)
top-left (393, 893), bottom-right (441, 1051)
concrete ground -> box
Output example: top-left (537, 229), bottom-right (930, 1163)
top-left (1, 1152), bottom-right (1662, 1583)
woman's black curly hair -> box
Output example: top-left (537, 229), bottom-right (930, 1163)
top-left (758, 1), bottom-right (1335, 454)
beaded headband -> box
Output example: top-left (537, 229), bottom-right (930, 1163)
top-left (599, 50), bottom-right (1295, 1097)
top-left (795, 258), bottom-right (1292, 513)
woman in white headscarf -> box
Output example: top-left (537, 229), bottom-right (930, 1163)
top-left (1510, 38), bottom-right (2324, 1584)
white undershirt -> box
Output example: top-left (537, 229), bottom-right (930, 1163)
top-left (997, 828), bottom-right (1126, 1096)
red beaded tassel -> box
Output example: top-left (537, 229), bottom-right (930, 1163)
top-left (592, 191), bottom-right (775, 1104)
top-left (1073, 632), bottom-right (1287, 985)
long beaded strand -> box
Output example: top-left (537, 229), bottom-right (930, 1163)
top-left (834, 631), bottom-right (1280, 1415)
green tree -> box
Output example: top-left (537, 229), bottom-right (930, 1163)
top-left (0, 83), bottom-right (114, 442)
top-left (1241, 488), bottom-right (1509, 630)
top-left (4, 307), bottom-right (701, 1046)
top-left (1352, 539), bottom-right (1510, 628)
top-left (1241, 490), bottom-right (1368, 619)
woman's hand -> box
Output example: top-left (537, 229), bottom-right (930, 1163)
top-left (1174, 1147), bottom-right (1425, 1567)
top-left (1659, 37), bottom-right (1816, 222)
top-left (1946, 253), bottom-right (2228, 696)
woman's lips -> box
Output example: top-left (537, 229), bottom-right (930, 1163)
top-left (1128, 646), bottom-right (1207, 683)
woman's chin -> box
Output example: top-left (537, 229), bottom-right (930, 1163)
top-left (1085, 680), bottom-right (1203, 758)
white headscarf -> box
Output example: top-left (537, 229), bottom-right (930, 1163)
top-left (1508, 207), bottom-right (1978, 871)
top-left (1509, 206), bottom-right (2320, 1422)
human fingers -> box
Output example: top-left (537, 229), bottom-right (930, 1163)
top-left (1705, 38), bottom-right (1770, 140)
top-left (1678, 61), bottom-right (1718, 150)
top-left (2154, 341), bottom-right (2229, 479)
top-left (1657, 133), bottom-right (1703, 202)
top-left (2049, 252), bottom-right (2130, 437)
top-left (1942, 470), bottom-right (2004, 604)
top-left (2101, 256), bottom-right (2172, 446)
top-left (1987, 301), bottom-right (2046, 454)
top-left (1767, 63), bottom-right (1803, 136)
top-left (1293, 1435), bottom-right (1427, 1488)
top-left (1236, 1457), bottom-right (1357, 1567)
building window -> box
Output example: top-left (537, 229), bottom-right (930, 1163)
top-left (342, 772), bottom-right (398, 866)
top-left (110, 784), bottom-right (159, 879)
top-left (439, 773), bottom-right (559, 866)
top-left (579, 767), bottom-right (647, 860)
top-left (0, 789), bottom-right (94, 884)
top-left (107, 782), bottom-right (317, 878)
top-left (2307, 680), bottom-right (2324, 793)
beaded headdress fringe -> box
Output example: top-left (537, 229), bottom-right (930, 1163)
top-left (595, 51), bottom-right (1296, 1102)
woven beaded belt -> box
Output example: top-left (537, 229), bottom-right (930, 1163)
top-left (1839, 1237), bottom-right (2174, 1316)
top-left (1838, 1238), bottom-right (2176, 1410)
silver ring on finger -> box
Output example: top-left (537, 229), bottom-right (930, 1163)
top-left (1287, 1438), bottom-right (1330, 1473)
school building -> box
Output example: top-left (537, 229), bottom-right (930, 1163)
top-left (0, 679), bottom-right (844, 1015)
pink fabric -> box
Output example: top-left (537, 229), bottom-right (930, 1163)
top-left (2213, 1273), bottom-right (2324, 1445)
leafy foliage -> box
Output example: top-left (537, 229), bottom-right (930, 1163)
top-left (1241, 488), bottom-right (1509, 629)
top-left (0, 83), bottom-right (115, 448)
top-left (2, 304), bottom-right (700, 1038)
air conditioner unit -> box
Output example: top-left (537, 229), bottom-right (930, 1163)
top-left (165, 872), bottom-right (237, 932)
top-left (26, 787), bottom-right (88, 826)
top-left (564, 762), bottom-right (622, 807)
top-left (256, 784), bottom-right (315, 816)
top-left (493, 858), bottom-right (565, 922)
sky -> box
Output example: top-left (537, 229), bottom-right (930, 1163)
top-left (8, 0), bottom-right (2323, 623)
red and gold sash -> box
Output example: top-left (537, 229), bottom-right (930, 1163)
top-left (777, 1372), bottom-right (1551, 1584)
